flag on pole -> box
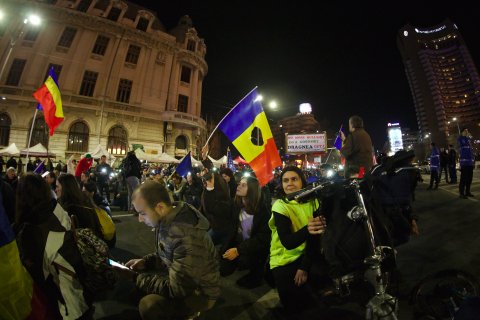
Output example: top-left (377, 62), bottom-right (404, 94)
top-left (176, 151), bottom-right (193, 177)
top-left (227, 147), bottom-right (236, 173)
top-left (333, 125), bottom-right (344, 150)
top-left (33, 67), bottom-right (64, 136)
top-left (218, 88), bottom-right (281, 186)
top-left (0, 194), bottom-right (34, 320)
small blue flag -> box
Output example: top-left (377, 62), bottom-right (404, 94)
top-left (227, 148), bottom-right (236, 173)
top-left (33, 161), bottom-right (44, 174)
top-left (176, 151), bottom-right (192, 177)
top-left (334, 125), bottom-right (344, 150)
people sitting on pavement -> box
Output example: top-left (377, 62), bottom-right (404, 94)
top-left (115, 181), bottom-right (220, 320)
top-left (221, 176), bottom-right (271, 289)
top-left (56, 173), bottom-right (103, 238)
top-left (269, 166), bottom-right (327, 314)
top-left (15, 173), bottom-right (93, 319)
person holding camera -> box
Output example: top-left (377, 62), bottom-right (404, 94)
top-left (95, 155), bottom-right (112, 203)
top-left (200, 146), bottom-right (234, 248)
top-left (268, 166), bottom-right (326, 314)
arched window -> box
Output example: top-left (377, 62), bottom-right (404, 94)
top-left (107, 126), bottom-right (127, 155)
top-left (175, 135), bottom-right (187, 150)
top-left (0, 113), bottom-right (11, 146)
top-left (67, 121), bottom-right (89, 152)
top-left (30, 117), bottom-right (49, 147)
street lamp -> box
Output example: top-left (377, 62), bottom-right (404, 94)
top-left (0, 13), bottom-right (42, 82)
top-left (452, 117), bottom-right (461, 135)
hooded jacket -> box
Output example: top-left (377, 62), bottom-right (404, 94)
top-left (136, 202), bottom-right (220, 302)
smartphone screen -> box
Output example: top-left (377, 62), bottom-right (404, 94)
top-left (41, 171), bottom-right (50, 178)
top-left (108, 259), bottom-right (130, 270)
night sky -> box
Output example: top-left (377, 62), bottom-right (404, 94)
top-left (134, 0), bottom-right (480, 149)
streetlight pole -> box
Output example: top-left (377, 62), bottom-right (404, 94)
top-left (452, 117), bottom-right (461, 135)
top-left (0, 14), bottom-right (41, 82)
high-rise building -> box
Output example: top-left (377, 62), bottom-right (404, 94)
top-left (0, 0), bottom-right (207, 160)
top-left (398, 20), bottom-right (480, 146)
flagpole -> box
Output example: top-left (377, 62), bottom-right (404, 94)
top-left (25, 108), bottom-right (39, 172)
top-left (204, 86), bottom-right (258, 147)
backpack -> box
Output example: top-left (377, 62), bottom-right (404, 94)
top-left (71, 215), bottom-right (118, 294)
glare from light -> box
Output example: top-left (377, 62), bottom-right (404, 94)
top-left (453, 117), bottom-right (457, 121)
top-left (243, 172), bottom-right (251, 177)
top-left (187, 171), bottom-right (191, 176)
top-left (101, 168), bottom-right (107, 173)
top-left (255, 95), bottom-right (263, 102)
top-left (299, 103), bottom-right (312, 114)
top-left (269, 101), bottom-right (278, 110)
top-left (326, 170), bottom-right (334, 178)
top-left (0, 11), bottom-right (4, 21)
top-left (27, 14), bottom-right (41, 26)
top-left (338, 164), bottom-right (344, 170)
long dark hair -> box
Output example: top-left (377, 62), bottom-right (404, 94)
top-left (276, 166), bottom-right (307, 199)
top-left (235, 176), bottom-right (261, 214)
top-left (57, 174), bottom-right (89, 207)
top-left (16, 173), bottom-right (53, 225)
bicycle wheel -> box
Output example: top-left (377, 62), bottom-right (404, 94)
top-left (410, 269), bottom-right (480, 320)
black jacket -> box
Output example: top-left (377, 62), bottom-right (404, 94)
top-left (226, 196), bottom-right (271, 258)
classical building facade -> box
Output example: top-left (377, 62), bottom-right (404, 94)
top-left (398, 20), bottom-right (480, 146)
top-left (0, 0), bottom-right (207, 160)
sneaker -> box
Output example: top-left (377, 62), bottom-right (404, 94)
top-left (466, 193), bottom-right (475, 197)
top-left (459, 195), bottom-right (468, 199)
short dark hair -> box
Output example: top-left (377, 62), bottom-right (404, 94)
top-left (277, 166), bottom-right (307, 199)
top-left (349, 115), bottom-right (364, 129)
top-left (220, 167), bottom-right (235, 181)
top-left (431, 142), bottom-right (436, 146)
top-left (134, 180), bottom-right (172, 209)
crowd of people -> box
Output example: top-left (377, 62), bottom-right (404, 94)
top-left (1, 115), bottom-right (477, 320)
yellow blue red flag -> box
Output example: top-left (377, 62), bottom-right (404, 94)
top-left (218, 88), bottom-right (281, 186)
top-left (33, 67), bottom-right (64, 136)
top-left (0, 195), bottom-right (33, 319)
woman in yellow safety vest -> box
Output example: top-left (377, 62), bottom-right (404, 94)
top-left (268, 166), bottom-right (326, 314)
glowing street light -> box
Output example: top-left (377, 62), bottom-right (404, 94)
top-left (269, 101), bottom-right (278, 110)
top-left (452, 117), bottom-right (461, 135)
top-left (0, 12), bottom-right (42, 81)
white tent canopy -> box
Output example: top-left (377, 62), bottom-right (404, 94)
top-left (88, 144), bottom-right (114, 160)
top-left (157, 152), bottom-right (179, 164)
top-left (191, 155), bottom-right (203, 167)
top-left (0, 143), bottom-right (20, 156)
top-left (135, 148), bottom-right (159, 162)
top-left (208, 155), bottom-right (226, 166)
top-left (21, 143), bottom-right (56, 157)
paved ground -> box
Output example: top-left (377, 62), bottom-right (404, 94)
top-left (95, 170), bottom-right (480, 319)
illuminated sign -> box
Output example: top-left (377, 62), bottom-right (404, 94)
top-left (388, 126), bottom-right (404, 155)
top-left (287, 133), bottom-right (326, 153)
top-left (414, 25), bottom-right (446, 34)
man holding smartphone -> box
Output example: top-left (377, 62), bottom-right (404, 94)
top-left (112, 181), bottom-right (219, 320)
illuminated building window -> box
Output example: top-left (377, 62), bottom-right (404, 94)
top-left (0, 113), bottom-right (11, 146)
top-left (107, 126), bottom-right (127, 155)
top-left (67, 121), bottom-right (89, 152)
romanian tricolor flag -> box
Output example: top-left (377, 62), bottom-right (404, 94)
top-left (218, 88), bottom-right (281, 186)
top-left (0, 199), bottom-right (33, 319)
top-left (33, 67), bottom-right (64, 136)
